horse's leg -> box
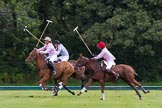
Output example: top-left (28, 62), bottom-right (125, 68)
top-left (62, 76), bottom-right (75, 95)
top-left (77, 78), bottom-right (94, 96)
top-left (53, 79), bottom-right (57, 90)
top-left (62, 71), bottom-right (76, 95)
top-left (128, 82), bottom-right (142, 100)
top-left (53, 83), bottom-right (59, 96)
top-left (47, 79), bottom-right (57, 91)
top-left (81, 79), bottom-right (85, 89)
top-left (53, 77), bottom-right (74, 96)
top-left (38, 76), bottom-right (49, 90)
top-left (132, 79), bottom-right (150, 94)
top-left (41, 82), bottom-right (49, 91)
top-left (63, 85), bottom-right (75, 95)
top-left (53, 79), bottom-right (64, 96)
top-left (81, 79), bottom-right (88, 92)
top-left (100, 80), bottom-right (105, 100)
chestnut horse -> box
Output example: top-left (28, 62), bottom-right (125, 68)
top-left (25, 49), bottom-right (86, 96)
top-left (75, 54), bottom-right (150, 100)
top-left (68, 60), bottom-right (87, 88)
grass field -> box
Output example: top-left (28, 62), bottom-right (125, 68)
top-left (0, 90), bottom-right (161, 108)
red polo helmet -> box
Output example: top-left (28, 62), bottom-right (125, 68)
top-left (97, 42), bottom-right (106, 49)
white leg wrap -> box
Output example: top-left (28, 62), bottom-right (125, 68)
top-left (59, 82), bottom-right (62, 85)
top-left (80, 87), bottom-right (87, 93)
top-left (39, 83), bottom-right (42, 87)
top-left (101, 93), bottom-right (105, 100)
top-left (39, 83), bottom-right (43, 90)
top-left (58, 82), bottom-right (63, 89)
top-left (59, 85), bottom-right (63, 89)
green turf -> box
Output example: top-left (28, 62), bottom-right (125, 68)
top-left (0, 90), bottom-right (161, 108)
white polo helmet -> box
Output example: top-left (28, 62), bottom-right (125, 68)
top-left (44, 37), bottom-right (51, 42)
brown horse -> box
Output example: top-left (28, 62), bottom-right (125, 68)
top-left (75, 54), bottom-right (150, 100)
top-left (68, 60), bottom-right (87, 88)
top-left (25, 49), bottom-right (86, 96)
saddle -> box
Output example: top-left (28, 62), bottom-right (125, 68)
top-left (100, 60), bottom-right (116, 71)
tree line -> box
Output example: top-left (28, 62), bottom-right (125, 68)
top-left (0, 0), bottom-right (162, 85)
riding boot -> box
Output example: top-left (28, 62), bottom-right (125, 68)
top-left (47, 61), bottom-right (56, 75)
top-left (106, 69), bottom-right (119, 80)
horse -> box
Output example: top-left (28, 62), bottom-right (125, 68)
top-left (74, 54), bottom-right (150, 100)
top-left (25, 49), bottom-right (86, 96)
top-left (68, 60), bottom-right (87, 88)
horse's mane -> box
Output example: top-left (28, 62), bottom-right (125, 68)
top-left (33, 49), bottom-right (47, 62)
top-left (32, 49), bottom-right (47, 64)
top-left (82, 56), bottom-right (104, 72)
top-left (89, 59), bottom-right (101, 65)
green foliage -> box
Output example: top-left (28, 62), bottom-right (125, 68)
top-left (0, 0), bottom-right (41, 85)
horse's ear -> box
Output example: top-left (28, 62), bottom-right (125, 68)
top-left (80, 53), bottom-right (83, 57)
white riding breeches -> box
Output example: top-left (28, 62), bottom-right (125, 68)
top-left (57, 56), bottom-right (69, 61)
top-left (103, 60), bottom-right (116, 69)
top-left (46, 55), bottom-right (57, 62)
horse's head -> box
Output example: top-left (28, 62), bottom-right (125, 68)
top-left (25, 48), bottom-right (39, 63)
top-left (74, 54), bottom-right (89, 71)
top-left (75, 54), bottom-right (101, 72)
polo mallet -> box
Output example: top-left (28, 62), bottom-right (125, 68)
top-left (73, 26), bottom-right (93, 55)
top-left (24, 26), bottom-right (44, 45)
top-left (35, 20), bottom-right (52, 47)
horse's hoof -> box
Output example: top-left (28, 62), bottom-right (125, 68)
top-left (77, 92), bottom-right (82, 96)
top-left (144, 90), bottom-right (150, 94)
top-left (139, 96), bottom-right (142, 100)
top-left (53, 93), bottom-right (58, 96)
top-left (99, 98), bottom-right (105, 100)
top-left (147, 90), bottom-right (150, 93)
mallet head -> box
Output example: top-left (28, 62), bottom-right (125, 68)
top-left (23, 26), bottom-right (27, 32)
top-left (46, 20), bottom-right (52, 23)
top-left (73, 26), bottom-right (78, 32)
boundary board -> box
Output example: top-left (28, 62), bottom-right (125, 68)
top-left (0, 86), bottom-right (162, 90)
